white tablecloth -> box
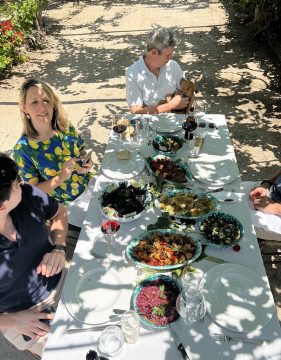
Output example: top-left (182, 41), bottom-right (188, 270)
top-left (42, 114), bottom-right (281, 360)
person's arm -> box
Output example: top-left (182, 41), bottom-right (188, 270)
top-left (249, 169), bottom-right (281, 201)
top-left (36, 203), bottom-right (68, 277)
top-left (253, 197), bottom-right (281, 215)
top-left (0, 310), bottom-right (53, 339)
top-left (130, 95), bottom-right (191, 114)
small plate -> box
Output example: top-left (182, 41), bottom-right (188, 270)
top-left (101, 151), bottom-right (145, 180)
top-left (202, 264), bottom-right (274, 332)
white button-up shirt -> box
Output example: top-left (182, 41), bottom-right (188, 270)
top-left (126, 56), bottom-right (183, 107)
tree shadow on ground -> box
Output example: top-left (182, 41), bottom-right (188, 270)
top-left (5, 0), bottom-right (281, 179)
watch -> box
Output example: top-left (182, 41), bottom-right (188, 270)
top-left (52, 244), bottom-right (66, 253)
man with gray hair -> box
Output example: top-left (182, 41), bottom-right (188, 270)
top-left (126, 27), bottom-right (192, 114)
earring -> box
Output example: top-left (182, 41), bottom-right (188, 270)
top-left (26, 114), bottom-right (31, 120)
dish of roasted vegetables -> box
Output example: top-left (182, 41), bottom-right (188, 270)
top-left (155, 190), bottom-right (219, 219)
top-left (199, 211), bottom-right (243, 247)
top-left (133, 274), bottom-right (180, 328)
top-left (145, 155), bottom-right (192, 184)
top-left (126, 229), bottom-right (202, 270)
top-left (99, 181), bottom-right (151, 223)
top-left (152, 135), bottom-right (184, 157)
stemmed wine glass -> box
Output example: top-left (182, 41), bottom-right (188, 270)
top-left (112, 116), bottom-right (128, 143)
top-left (176, 284), bottom-right (206, 325)
top-left (100, 218), bottom-right (120, 249)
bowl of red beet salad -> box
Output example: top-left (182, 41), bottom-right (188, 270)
top-left (132, 274), bottom-right (181, 328)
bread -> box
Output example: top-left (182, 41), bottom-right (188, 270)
top-left (116, 149), bottom-right (130, 160)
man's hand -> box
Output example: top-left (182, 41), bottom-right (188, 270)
top-left (9, 309), bottom-right (53, 339)
top-left (169, 95), bottom-right (190, 110)
top-left (249, 185), bottom-right (269, 201)
top-left (253, 196), bottom-right (281, 215)
top-left (76, 159), bottom-right (93, 174)
top-left (36, 250), bottom-right (65, 277)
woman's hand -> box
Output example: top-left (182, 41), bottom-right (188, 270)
top-left (9, 309), bottom-right (53, 339)
top-left (76, 159), bottom-right (93, 174)
top-left (253, 196), bottom-right (281, 215)
top-left (36, 250), bottom-right (65, 278)
top-left (60, 158), bottom-right (78, 180)
top-left (249, 185), bottom-right (269, 201)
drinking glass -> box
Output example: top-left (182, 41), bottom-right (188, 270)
top-left (98, 325), bottom-right (124, 357)
top-left (176, 284), bottom-right (206, 325)
top-left (112, 116), bottom-right (128, 143)
top-left (100, 218), bottom-right (120, 248)
top-left (194, 100), bottom-right (206, 120)
top-left (121, 310), bottom-right (140, 344)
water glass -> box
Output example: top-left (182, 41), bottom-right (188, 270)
top-left (194, 100), bottom-right (206, 119)
top-left (98, 325), bottom-right (124, 356)
top-left (176, 284), bottom-right (206, 325)
top-left (186, 138), bottom-right (200, 159)
top-left (121, 310), bottom-right (140, 344)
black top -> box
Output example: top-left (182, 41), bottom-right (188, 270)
top-left (0, 184), bottom-right (61, 312)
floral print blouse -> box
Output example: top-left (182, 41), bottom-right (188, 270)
top-left (13, 123), bottom-right (91, 205)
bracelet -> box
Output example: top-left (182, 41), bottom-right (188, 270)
top-left (260, 179), bottom-right (273, 187)
top-left (52, 244), bottom-right (66, 253)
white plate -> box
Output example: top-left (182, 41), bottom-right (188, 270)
top-left (201, 264), bottom-right (274, 332)
top-left (101, 150), bottom-right (145, 180)
top-left (149, 114), bottom-right (184, 133)
top-left (63, 261), bottom-right (134, 325)
top-left (189, 155), bottom-right (239, 186)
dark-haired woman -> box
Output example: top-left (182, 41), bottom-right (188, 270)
top-left (0, 153), bottom-right (68, 357)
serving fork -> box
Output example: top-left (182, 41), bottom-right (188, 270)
top-left (211, 333), bottom-right (268, 345)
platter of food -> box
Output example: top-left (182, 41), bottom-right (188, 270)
top-left (126, 229), bottom-right (202, 270)
top-left (155, 189), bottom-right (219, 219)
top-left (132, 274), bottom-right (181, 328)
top-left (145, 155), bottom-right (192, 184)
top-left (199, 211), bottom-right (243, 247)
top-left (99, 181), bottom-right (151, 223)
top-left (152, 134), bottom-right (184, 157)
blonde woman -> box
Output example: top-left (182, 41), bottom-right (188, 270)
top-left (13, 79), bottom-right (94, 227)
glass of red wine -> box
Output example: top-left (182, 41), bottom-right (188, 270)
top-left (100, 219), bottom-right (120, 248)
top-left (112, 117), bottom-right (128, 143)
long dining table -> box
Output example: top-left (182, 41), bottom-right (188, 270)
top-left (42, 114), bottom-right (281, 360)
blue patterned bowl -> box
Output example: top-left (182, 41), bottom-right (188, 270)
top-left (126, 229), bottom-right (202, 270)
top-left (132, 274), bottom-right (181, 329)
top-left (152, 134), bottom-right (184, 157)
top-left (198, 211), bottom-right (244, 248)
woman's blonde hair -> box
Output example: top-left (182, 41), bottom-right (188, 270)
top-left (19, 79), bottom-right (68, 138)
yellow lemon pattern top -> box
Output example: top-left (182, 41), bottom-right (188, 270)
top-left (13, 123), bottom-right (90, 205)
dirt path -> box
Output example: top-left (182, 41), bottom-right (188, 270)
top-left (0, 1), bottom-right (280, 358)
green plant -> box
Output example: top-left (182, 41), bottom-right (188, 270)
top-left (0, 19), bottom-right (25, 71)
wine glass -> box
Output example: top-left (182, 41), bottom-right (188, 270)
top-left (100, 219), bottom-right (120, 248)
top-left (194, 100), bottom-right (206, 120)
top-left (112, 116), bottom-right (128, 142)
top-left (182, 115), bottom-right (198, 140)
top-left (176, 284), bottom-right (206, 325)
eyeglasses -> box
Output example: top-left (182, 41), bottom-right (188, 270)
top-left (15, 174), bottom-right (24, 188)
